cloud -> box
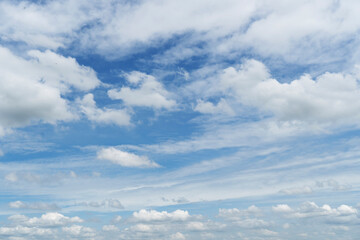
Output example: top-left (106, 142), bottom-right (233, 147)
top-left (108, 71), bottom-right (176, 110)
top-left (194, 98), bottom-right (234, 115)
top-left (8, 212), bottom-right (82, 227)
top-left (5, 173), bottom-right (18, 182)
top-left (27, 50), bottom-right (100, 93)
top-left (8, 201), bottom-right (60, 211)
top-left (272, 204), bottom-right (293, 213)
top-left (170, 232), bottom-right (186, 240)
top-left (186, 222), bottom-right (207, 231)
top-left (0, 0), bottom-right (107, 50)
top-left (0, 226), bottom-right (53, 237)
top-left (0, 47), bottom-right (76, 130)
top-left (131, 209), bottom-right (190, 222)
top-left (273, 201), bottom-right (359, 225)
top-left (218, 205), bottom-right (262, 220)
top-left (77, 199), bottom-right (124, 209)
top-left (217, 60), bottom-right (360, 127)
top-left (62, 225), bottom-right (96, 238)
top-left (97, 147), bottom-right (160, 168)
top-left (78, 93), bottom-right (131, 126)
top-left (102, 225), bottom-right (119, 232)
top-left (0, 46), bottom-right (101, 134)
top-left (279, 186), bottom-right (313, 195)
top-left (129, 224), bottom-right (167, 233)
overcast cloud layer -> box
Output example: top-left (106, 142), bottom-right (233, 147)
top-left (1, 0), bottom-right (360, 239)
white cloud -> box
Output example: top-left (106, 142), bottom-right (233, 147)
top-left (273, 201), bottom-right (359, 225)
top-left (8, 212), bottom-right (82, 227)
top-left (97, 147), bottom-right (159, 168)
top-left (0, 226), bottom-right (53, 237)
top-left (0, 47), bottom-right (76, 130)
top-left (186, 222), bottom-right (207, 231)
top-left (5, 173), bottom-right (18, 182)
top-left (102, 225), bottom-right (119, 232)
top-left (9, 201), bottom-right (60, 211)
top-left (27, 50), bottom-right (100, 93)
top-left (129, 224), bottom-right (167, 233)
top-left (218, 205), bottom-right (262, 220)
top-left (62, 225), bottom-right (96, 238)
top-left (0, 46), bottom-right (101, 133)
top-left (272, 204), bottom-right (293, 213)
top-left (279, 186), bottom-right (313, 195)
top-left (131, 209), bottom-right (190, 222)
top-left (78, 199), bottom-right (124, 209)
top-left (78, 93), bottom-right (131, 126)
top-left (258, 229), bottom-right (278, 236)
top-left (194, 98), bottom-right (234, 115)
top-left (235, 219), bottom-right (271, 229)
top-left (217, 59), bottom-right (360, 127)
top-left (108, 71), bottom-right (176, 110)
top-left (170, 232), bottom-right (186, 240)
top-left (0, 0), bottom-right (98, 49)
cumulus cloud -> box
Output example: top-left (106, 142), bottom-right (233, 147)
top-left (170, 232), bottom-right (186, 240)
top-left (8, 212), bottom-right (82, 227)
top-left (62, 225), bottom-right (96, 238)
top-left (131, 209), bottom-right (190, 222)
top-left (194, 98), bottom-right (234, 115)
top-left (129, 224), bottom-right (167, 233)
top-left (102, 225), bottom-right (119, 232)
top-left (0, 226), bottom-right (53, 237)
top-left (108, 71), bottom-right (176, 110)
top-left (189, 59), bottom-right (360, 131)
top-left (97, 147), bottom-right (160, 168)
top-left (0, 46), bottom-right (101, 134)
top-left (272, 204), bottom-right (293, 213)
top-left (8, 201), bottom-right (60, 211)
top-left (279, 186), bottom-right (313, 195)
top-left (78, 93), bottom-right (131, 126)
top-left (78, 199), bottom-right (124, 209)
top-left (0, 47), bottom-right (75, 129)
top-left (273, 201), bottom-right (359, 225)
top-left (27, 50), bottom-right (100, 93)
top-left (0, 0), bottom-right (98, 49)
top-left (218, 205), bottom-right (262, 220)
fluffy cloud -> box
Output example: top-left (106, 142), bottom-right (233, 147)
top-left (78, 93), bottom-right (131, 126)
top-left (218, 205), bottom-right (262, 220)
top-left (191, 59), bottom-right (360, 130)
top-left (131, 209), bottom-right (190, 222)
top-left (27, 50), bottom-right (100, 93)
top-left (0, 0), bottom-right (100, 49)
top-left (97, 147), bottom-right (160, 168)
top-left (0, 226), bottom-right (53, 237)
top-left (108, 71), bottom-right (176, 110)
top-left (78, 199), bottom-right (123, 209)
top-left (194, 98), bottom-right (234, 115)
top-left (8, 201), bottom-right (60, 211)
top-left (102, 225), bottom-right (119, 232)
top-left (279, 186), bottom-right (313, 195)
top-left (62, 225), bottom-right (96, 238)
top-left (2, 0), bottom-right (360, 65)
top-left (129, 224), bottom-right (167, 233)
top-left (273, 201), bottom-right (359, 225)
top-left (8, 212), bottom-right (82, 227)
top-left (170, 232), bottom-right (186, 240)
top-left (272, 204), bottom-right (293, 213)
top-left (0, 46), bottom-right (101, 133)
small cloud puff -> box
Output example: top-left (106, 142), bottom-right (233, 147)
top-left (97, 147), bottom-right (160, 168)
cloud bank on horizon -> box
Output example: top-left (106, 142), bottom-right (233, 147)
top-left (1, 0), bottom-right (360, 239)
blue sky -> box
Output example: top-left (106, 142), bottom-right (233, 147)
top-left (1, 0), bottom-right (360, 239)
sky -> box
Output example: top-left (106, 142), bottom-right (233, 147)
top-left (0, 0), bottom-right (360, 239)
